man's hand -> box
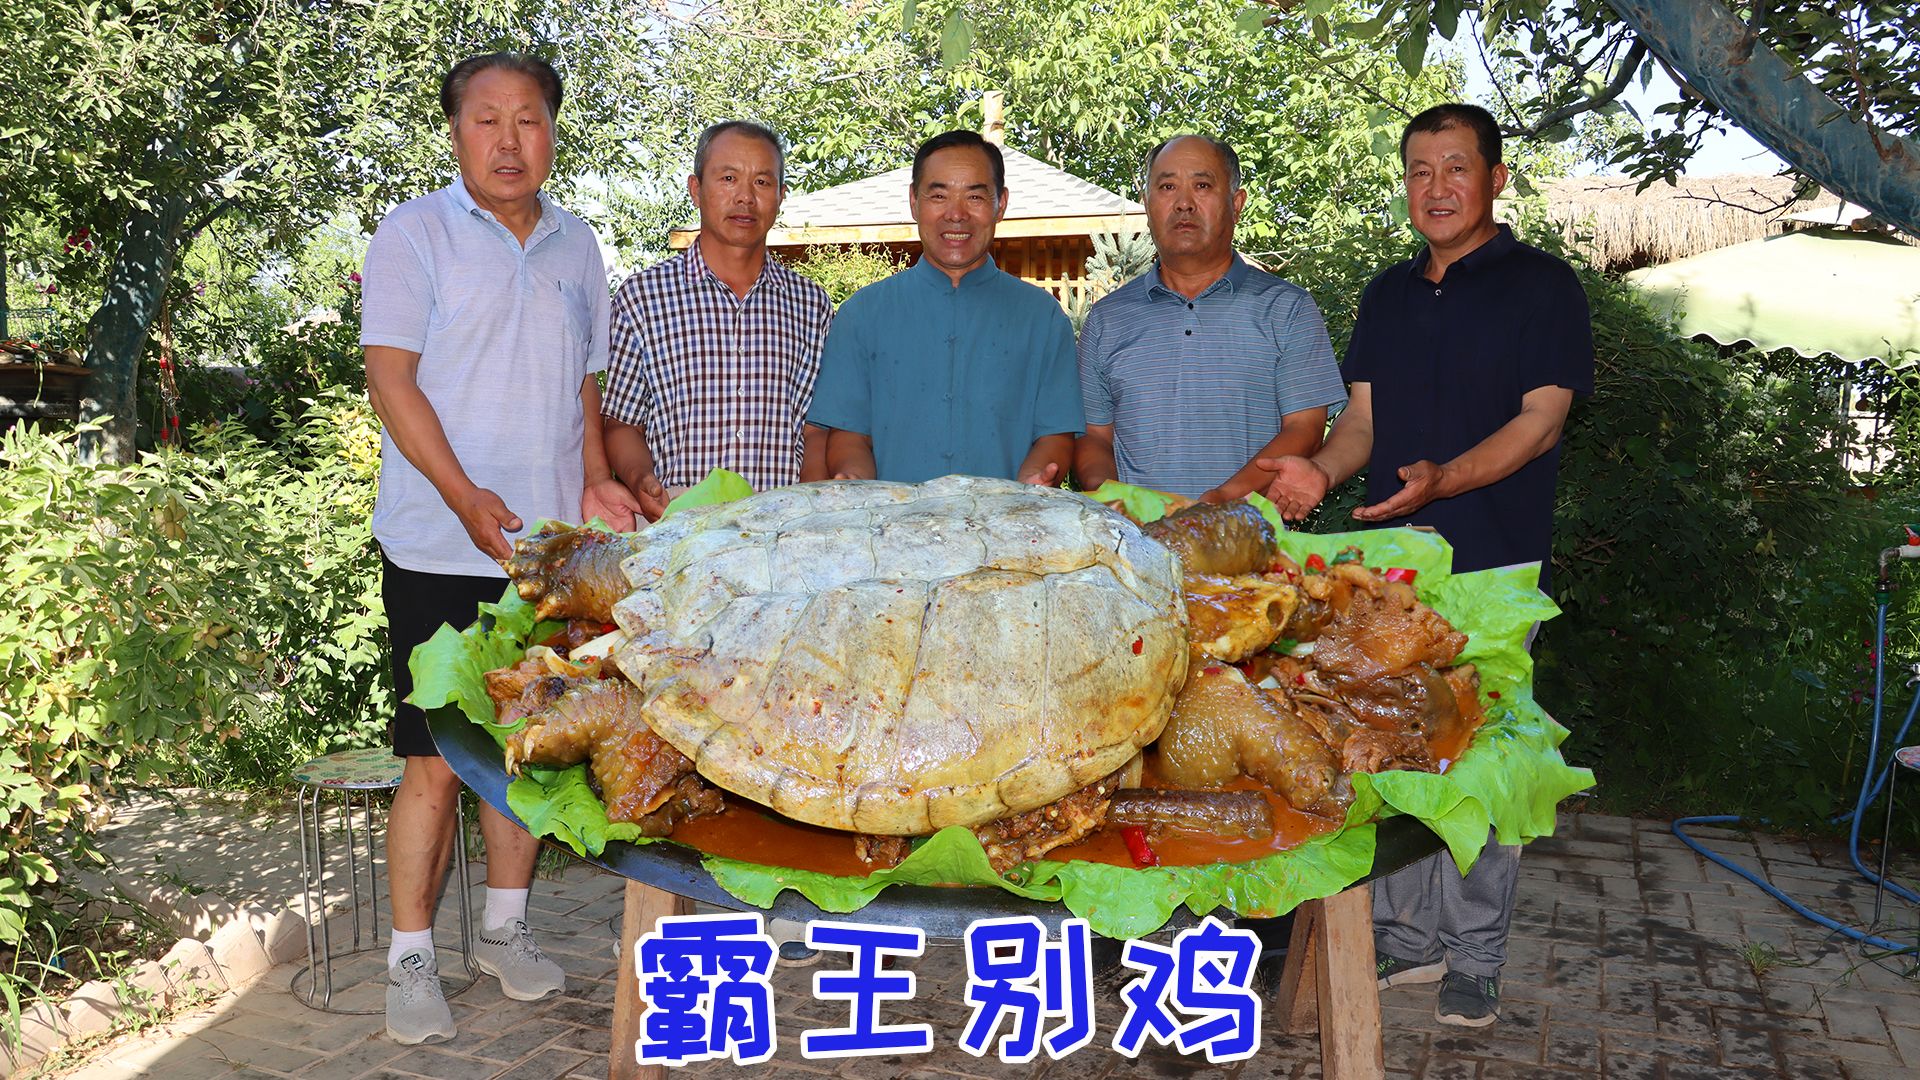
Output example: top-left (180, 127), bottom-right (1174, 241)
top-left (1352, 460), bottom-right (1451, 522)
top-left (1255, 455), bottom-right (1333, 521)
top-left (582, 477), bottom-right (644, 533)
top-left (450, 485), bottom-right (522, 560)
top-left (1018, 461), bottom-right (1062, 486)
top-left (625, 470), bottom-right (672, 523)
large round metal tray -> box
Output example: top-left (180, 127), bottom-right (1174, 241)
top-left (430, 705), bottom-right (1446, 939)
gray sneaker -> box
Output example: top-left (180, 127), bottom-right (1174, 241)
top-left (1434, 970), bottom-right (1500, 1027)
top-left (385, 949), bottom-right (456, 1045)
top-left (1376, 952), bottom-right (1446, 989)
top-left (475, 919), bottom-right (566, 1001)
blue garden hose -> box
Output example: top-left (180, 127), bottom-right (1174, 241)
top-left (1671, 539), bottom-right (1920, 956)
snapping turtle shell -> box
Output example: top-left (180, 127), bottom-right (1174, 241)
top-left (608, 475), bottom-right (1189, 836)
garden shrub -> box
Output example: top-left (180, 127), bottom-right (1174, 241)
top-left (786, 244), bottom-right (905, 305)
top-left (0, 389), bottom-right (387, 957)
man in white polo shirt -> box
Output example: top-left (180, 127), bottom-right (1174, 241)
top-left (360, 52), bottom-right (641, 1045)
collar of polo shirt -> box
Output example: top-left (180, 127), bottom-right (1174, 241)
top-left (447, 179), bottom-right (564, 241)
top-left (1411, 223), bottom-right (1517, 281)
top-left (1147, 252), bottom-right (1251, 302)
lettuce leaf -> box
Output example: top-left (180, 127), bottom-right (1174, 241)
top-left (414, 480), bottom-right (1593, 938)
top-left (406, 585), bottom-right (535, 733)
top-left (662, 468), bottom-right (754, 519)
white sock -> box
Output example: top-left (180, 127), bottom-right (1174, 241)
top-left (388, 928), bottom-right (434, 969)
top-left (484, 887), bottom-right (530, 929)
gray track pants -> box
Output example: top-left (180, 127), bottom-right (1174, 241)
top-left (1372, 830), bottom-right (1520, 979)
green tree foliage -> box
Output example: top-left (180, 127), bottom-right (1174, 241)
top-left (1252, 0), bottom-right (1920, 235)
top-left (0, 0), bottom-right (649, 461)
top-left (622, 0), bottom-right (1463, 258)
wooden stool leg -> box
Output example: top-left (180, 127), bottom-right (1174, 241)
top-left (1274, 898), bottom-right (1322, 1034)
top-left (610, 881), bottom-right (694, 1080)
top-left (1314, 883), bottom-right (1384, 1080)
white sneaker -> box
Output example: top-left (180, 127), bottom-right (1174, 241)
top-left (475, 918), bottom-right (566, 1001)
top-left (385, 949), bottom-right (456, 1045)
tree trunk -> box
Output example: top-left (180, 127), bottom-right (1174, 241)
top-left (77, 186), bottom-right (194, 463)
top-left (1604, 0), bottom-right (1920, 239)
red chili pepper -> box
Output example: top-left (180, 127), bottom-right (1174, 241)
top-left (1295, 672), bottom-right (1306, 685)
top-left (600, 622), bottom-right (618, 635)
top-left (1121, 826), bottom-right (1159, 867)
top-left (1305, 553), bottom-right (1327, 572)
top-left (1131, 637), bottom-right (1143, 655)
top-left (1488, 691), bottom-right (1502, 700)
top-left (1384, 567), bottom-right (1417, 584)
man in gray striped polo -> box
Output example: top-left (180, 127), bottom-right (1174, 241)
top-left (1075, 135), bottom-right (1345, 500)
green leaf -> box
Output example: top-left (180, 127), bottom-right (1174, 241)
top-left (1433, 0), bottom-right (1461, 39)
top-left (939, 9), bottom-right (975, 69)
top-left (660, 468), bottom-right (755, 520)
top-left (1312, 14), bottom-right (1331, 44)
top-left (1233, 7), bottom-right (1269, 36)
top-left (901, 0), bottom-right (918, 33)
top-left (509, 766), bottom-right (645, 855)
top-left (1396, 16), bottom-right (1431, 75)
top-left (407, 584), bottom-right (547, 734)
top-left (1086, 480), bottom-right (1180, 523)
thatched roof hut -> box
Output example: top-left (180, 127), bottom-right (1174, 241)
top-left (1540, 174), bottom-right (1838, 272)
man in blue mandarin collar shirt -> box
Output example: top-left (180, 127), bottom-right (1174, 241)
top-left (804, 130), bottom-right (1083, 484)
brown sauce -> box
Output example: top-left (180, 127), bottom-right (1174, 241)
top-left (661, 713), bottom-right (1486, 877)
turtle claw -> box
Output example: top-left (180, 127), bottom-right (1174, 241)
top-left (501, 523), bottom-right (634, 623)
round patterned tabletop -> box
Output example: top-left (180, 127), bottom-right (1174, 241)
top-left (1897, 745), bottom-right (1920, 772)
top-left (292, 746), bottom-right (405, 790)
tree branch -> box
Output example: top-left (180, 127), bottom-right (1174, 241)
top-left (1514, 39), bottom-right (1648, 137)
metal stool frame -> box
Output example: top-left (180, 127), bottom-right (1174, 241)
top-left (1872, 745), bottom-right (1920, 963)
top-left (291, 762), bottom-right (480, 1013)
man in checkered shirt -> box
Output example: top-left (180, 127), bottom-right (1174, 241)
top-left (602, 121), bottom-right (833, 518)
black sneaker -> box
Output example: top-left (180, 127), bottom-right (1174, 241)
top-left (1434, 970), bottom-right (1500, 1027)
top-left (1376, 952), bottom-right (1446, 990)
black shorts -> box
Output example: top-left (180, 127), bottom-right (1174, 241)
top-left (384, 552), bottom-right (510, 757)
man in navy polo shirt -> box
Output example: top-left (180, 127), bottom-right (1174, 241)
top-left (1261, 103), bottom-right (1593, 1027)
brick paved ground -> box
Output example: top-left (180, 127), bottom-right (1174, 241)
top-left (33, 809), bottom-right (1920, 1080)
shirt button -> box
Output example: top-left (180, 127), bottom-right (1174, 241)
top-left (1434, 289), bottom-right (1442, 296)
top-left (735, 429), bottom-right (745, 440)
top-left (1184, 329), bottom-right (1193, 336)
top-left (1187, 303), bottom-right (1194, 310)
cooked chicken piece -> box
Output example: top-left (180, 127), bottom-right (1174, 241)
top-left (1341, 728), bottom-right (1436, 774)
top-left (485, 656), bottom-right (552, 707)
top-left (1142, 501), bottom-right (1277, 578)
top-left (1158, 663), bottom-right (1347, 817)
top-left (1301, 562), bottom-right (1466, 677)
top-left (502, 523), bottom-right (638, 623)
top-left (1184, 574), bottom-right (1302, 662)
top-left (854, 834), bottom-right (912, 868)
top-left (631, 774), bottom-right (727, 838)
top-left (973, 767), bottom-right (1128, 873)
